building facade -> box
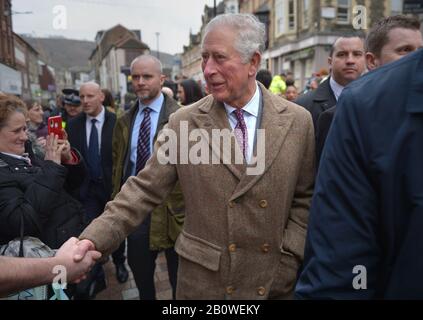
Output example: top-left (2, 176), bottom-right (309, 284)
top-left (0, 0), bottom-right (21, 95)
top-left (241, 0), bottom-right (407, 89)
top-left (90, 24), bottom-right (150, 104)
top-left (13, 33), bottom-right (40, 100)
top-left (181, 0), bottom-right (240, 81)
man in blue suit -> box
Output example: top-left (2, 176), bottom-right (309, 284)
top-left (295, 48), bottom-right (423, 299)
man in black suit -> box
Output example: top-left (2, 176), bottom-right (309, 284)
top-left (315, 15), bottom-right (423, 165)
top-left (295, 35), bottom-right (366, 129)
top-left (67, 82), bottom-right (128, 298)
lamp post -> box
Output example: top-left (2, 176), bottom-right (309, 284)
top-left (155, 32), bottom-right (160, 60)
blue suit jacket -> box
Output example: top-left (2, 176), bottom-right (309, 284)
top-left (296, 49), bottom-right (423, 299)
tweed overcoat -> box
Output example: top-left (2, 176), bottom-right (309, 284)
top-left (80, 83), bottom-right (315, 299)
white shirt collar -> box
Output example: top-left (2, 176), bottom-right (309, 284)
top-left (329, 77), bottom-right (345, 101)
top-left (87, 106), bottom-right (105, 124)
top-left (138, 93), bottom-right (164, 114)
top-left (1, 152), bottom-right (30, 162)
top-left (224, 83), bottom-right (260, 117)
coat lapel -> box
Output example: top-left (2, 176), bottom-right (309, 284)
top-left (80, 113), bottom-right (88, 158)
top-left (230, 87), bottom-right (295, 200)
top-left (191, 97), bottom-right (245, 180)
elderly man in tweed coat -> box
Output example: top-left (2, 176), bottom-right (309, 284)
top-left (76, 13), bottom-right (315, 299)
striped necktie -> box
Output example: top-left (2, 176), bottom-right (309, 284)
top-left (136, 107), bottom-right (151, 174)
top-left (233, 109), bottom-right (248, 160)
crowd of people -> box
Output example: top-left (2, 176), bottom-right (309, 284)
top-left (1, 12), bottom-right (423, 300)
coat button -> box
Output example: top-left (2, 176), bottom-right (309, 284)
top-left (229, 201), bottom-right (235, 208)
top-left (261, 243), bottom-right (270, 253)
top-left (259, 200), bottom-right (267, 208)
top-left (257, 286), bottom-right (266, 296)
top-left (229, 244), bottom-right (236, 252)
top-left (226, 286), bottom-right (235, 295)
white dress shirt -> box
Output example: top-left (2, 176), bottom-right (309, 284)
top-left (330, 77), bottom-right (345, 101)
top-left (85, 106), bottom-right (106, 150)
top-left (224, 83), bottom-right (260, 163)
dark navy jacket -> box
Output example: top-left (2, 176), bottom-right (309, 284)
top-left (67, 109), bottom-right (116, 200)
top-left (296, 49), bottom-right (423, 299)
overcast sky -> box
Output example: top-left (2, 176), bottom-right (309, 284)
top-left (12, 0), bottom-right (216, 54)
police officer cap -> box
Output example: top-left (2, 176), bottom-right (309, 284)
top-left (62, 88), bottom-right (80, 105)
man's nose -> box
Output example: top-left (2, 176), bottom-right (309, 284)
top-left (203, 58), bottom-right (217, 77)
top-left (346, 53), bottom-right (356, 64)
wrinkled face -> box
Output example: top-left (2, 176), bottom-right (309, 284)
top-left (64, 103), bottom-right (82, 117)
top-left (201, 26), bottom-right (259, 108)
top-left (80, 84), bottom-right (104, 117)
top-left (329, 37), bottom-right (366, 86)
top-left (285, 86), bottom-right (298, 101)
top-left (368, 28), bottom-right (423, 69)
top-left (131, 59), bottom-right (165, 105)
top-left (0, 111), bottom-right (28, 155)
top-left (28, 103), bottom-right (44, 125)
top-left (177, 84), bottom-right (186, 104)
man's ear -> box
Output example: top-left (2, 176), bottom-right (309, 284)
top-left (160, 75), bottom-right (166, 86)
top-left (366, 52), bottom-right (378, 71)
top-left (248, 51), bottom-right (261, 77)
top-left (328, 56), bottom-right (333, 68)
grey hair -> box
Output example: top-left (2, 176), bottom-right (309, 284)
top-left (202, 13), bottom-right (266, 63)
top-left (130, 54), bottom-right (163, 74)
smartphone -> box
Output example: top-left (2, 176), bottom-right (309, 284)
top-left (47, 116), bottom-right (64, 139)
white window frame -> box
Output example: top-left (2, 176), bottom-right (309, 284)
top-left (337, 0), bottom-right (350, 24)
top-left (288, 0), bottom-right (296, 31)
top-left (275, 0), bottom-right (286, 37)
top-left (303, 0), bottom-right (310, 29)
top-left (391, 0), bottom-right (403, 15)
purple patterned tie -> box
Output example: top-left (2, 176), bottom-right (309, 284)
top-left (136, 107), bottom-right (151, 174)
top-left (233, 109), bottom-right (248, 159)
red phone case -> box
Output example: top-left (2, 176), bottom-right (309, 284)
top-left (48, 116), bottom-right (64, 139)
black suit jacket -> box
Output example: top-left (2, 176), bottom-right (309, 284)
top-left (315, 105), bottom-right (336, 167)
top-left (66, 108), bottom-right (117, 198)
top-left (295, 77), bottom-right (336, 129)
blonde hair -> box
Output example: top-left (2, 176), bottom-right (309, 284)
top-left (0, 95), bottom-right (28, 129)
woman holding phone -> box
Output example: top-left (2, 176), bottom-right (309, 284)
top-left (0, 94), bottom-right (86, 250)
top-left (25, 100), bottom-right (48, 158)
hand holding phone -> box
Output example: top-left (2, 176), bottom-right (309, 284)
top-left (47, 116), bottom-right (64, 139)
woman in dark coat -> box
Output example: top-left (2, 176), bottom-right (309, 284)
top-left (0, 94), bottom-right (86, 250)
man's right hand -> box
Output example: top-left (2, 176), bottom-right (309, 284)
top-left (73, 239), bottom-right (97, 262)
top-left (54, 237), bottom-right (101, 284)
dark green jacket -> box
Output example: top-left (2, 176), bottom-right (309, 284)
top-left (111, 94), bottom-right (184, 250)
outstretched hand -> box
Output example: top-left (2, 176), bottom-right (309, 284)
top-left (73, 239), bottom-right (97, 262)
top-left (55, 237), bottom-right (101, 284)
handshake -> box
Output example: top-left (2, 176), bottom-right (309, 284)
top-left (0, 237), bottom-right (100, 297)
top-left (55, 237), bottom-right (100, 284)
